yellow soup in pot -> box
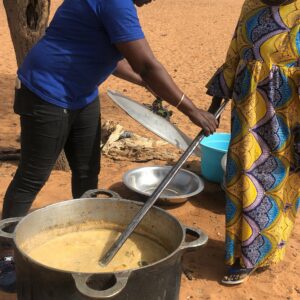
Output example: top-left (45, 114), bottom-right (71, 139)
top-left (20, 225), bottom-right (169, 273)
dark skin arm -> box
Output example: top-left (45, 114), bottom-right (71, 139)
top-left (114, 38), bottom-right (218, 135)
top-left (113, 59), bottom-right (145, 87)
top-left (113, 59), bottom-right (158, 98)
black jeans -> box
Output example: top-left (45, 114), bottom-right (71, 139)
top-left (2, 85), bottom-right (101, 219)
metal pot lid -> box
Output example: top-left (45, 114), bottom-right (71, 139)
top-left (107, 90), bottom-right (201, 157)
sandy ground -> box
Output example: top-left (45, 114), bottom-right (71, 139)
top-left (0, 0), bottom-right (299, 299)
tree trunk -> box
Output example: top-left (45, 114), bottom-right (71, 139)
top-left (3, 0), bottom-right (70, 171)
top-left (3, 0), bottom-right (50, 66)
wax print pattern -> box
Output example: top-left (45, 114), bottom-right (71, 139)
top-left (207, 0), bottom-right (300, 268)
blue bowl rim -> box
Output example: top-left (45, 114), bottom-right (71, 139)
top-left (200, 132), bottom-right (231, 153)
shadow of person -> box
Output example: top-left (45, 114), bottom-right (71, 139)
top-left (188, 178), bottom-right (226, 215)
top-left (182, 159), bottom-right (227, 215)
top-left (108, 181), bottom-right (143, 202)
top-left (182, 238), bottom-right (226, 283)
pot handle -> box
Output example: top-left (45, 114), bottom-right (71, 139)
top-left (72, 271), bottom-right (130, 299)
top-left (179, 226), bottom-right (208, 252)
top-left (0, 217), bottom-right (23, 240)
top-left (81, 189), bottom-right (121, 199)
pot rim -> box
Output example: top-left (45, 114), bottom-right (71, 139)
top-left (12, 197), bottom-right (188, 275)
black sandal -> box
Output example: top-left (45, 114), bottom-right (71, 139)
top-left (222, 266), bottom-right (254, 285)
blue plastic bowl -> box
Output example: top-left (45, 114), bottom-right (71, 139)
top-left (200, 132), bottom-right (231, 183)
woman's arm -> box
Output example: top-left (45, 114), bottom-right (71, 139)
top-left (115, 38), bottom-right (218, 135)
top-left (113, 59), bottom-right (145, 87)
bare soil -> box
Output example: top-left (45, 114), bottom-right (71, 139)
top-left (0, 1), bottom-right (299, 299)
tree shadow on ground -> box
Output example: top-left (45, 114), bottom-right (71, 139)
top-left (0, 147), bottom-right (19, 167)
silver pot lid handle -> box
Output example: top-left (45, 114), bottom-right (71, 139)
top-left (72, 272), bottom-right (130, 299)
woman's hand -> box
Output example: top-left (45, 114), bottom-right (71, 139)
top-left (186, 108), bottom-right (218, 136)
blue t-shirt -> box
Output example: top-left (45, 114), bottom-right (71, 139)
top-left (18, 0), bottom-right (144, 110)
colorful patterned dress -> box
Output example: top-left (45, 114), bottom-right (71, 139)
top-left (207, 0), bottom-right (300, 268)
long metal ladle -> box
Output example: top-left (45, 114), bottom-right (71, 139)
top-left (100, 98), bottom-right (230, 266)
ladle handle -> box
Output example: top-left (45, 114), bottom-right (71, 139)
top-left (81, 189), bottom-right (121, 199)
top-left (0, 217), bottom-right (23, 240)
top-left (72, 272), bottom-right (130, 299)
top-left (100, 99), bottom-right (230, 266)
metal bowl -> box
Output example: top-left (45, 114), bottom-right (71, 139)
top-left (123, 166), bottom-right (204, 205)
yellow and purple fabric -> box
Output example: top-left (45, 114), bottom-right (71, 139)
top-left (207, 0), bottom-right (300, 268)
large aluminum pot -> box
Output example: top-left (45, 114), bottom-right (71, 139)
top-left (0, 189), bottom-right (208, 300)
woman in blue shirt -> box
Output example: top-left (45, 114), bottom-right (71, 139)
top-left (0, 0), bottom-right (218, 292)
